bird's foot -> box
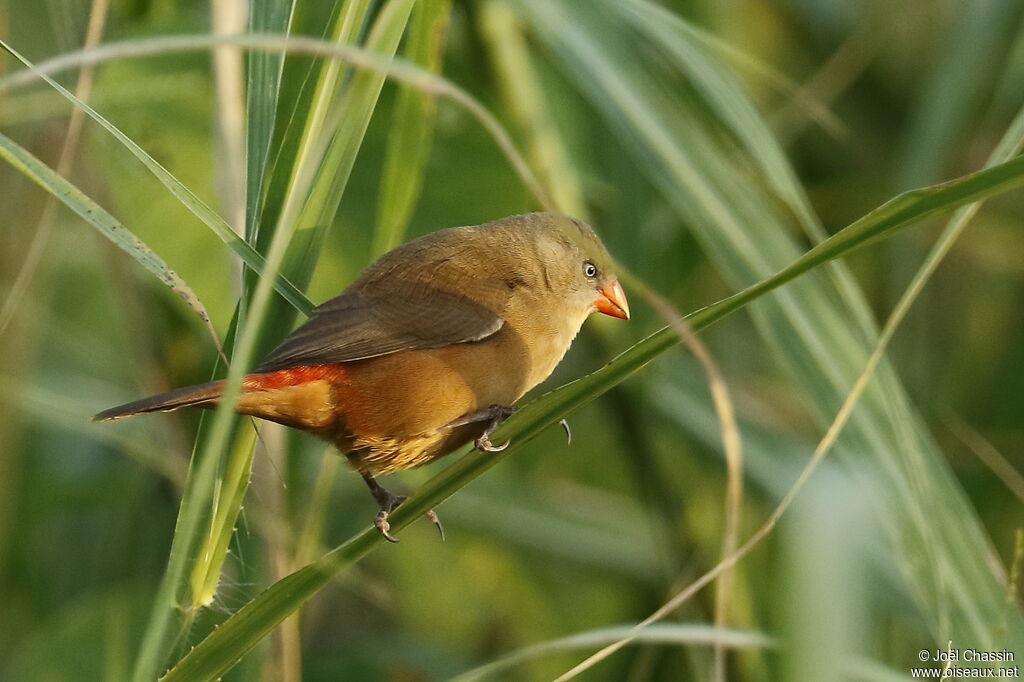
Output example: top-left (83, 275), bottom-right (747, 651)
top-left (361, 473), bottom-right (443, 543)
top-left (441, 404), bottom-right (518, 452)
top-left (371, 488), bottom-right (406, 543)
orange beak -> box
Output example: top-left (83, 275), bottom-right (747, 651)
top-left (594, 280), bottom-right (630, 320)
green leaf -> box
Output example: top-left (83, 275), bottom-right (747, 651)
top-left (451, 623), bottom-right (772, 682)
top-left (0, 131), bottom-right (219, 348)
top-left (373, 0), bottom-right (452, 256)
top-left (159, 156), bottom-right (1024, 682)
top-left (514, 0), bottom-right (1024, 655)
top-left (246, 0), bottom-right (295, 240)
top-left (148, 5), bottom-right (420, 676)
top-left (0, 37), bottom-right (313, 318)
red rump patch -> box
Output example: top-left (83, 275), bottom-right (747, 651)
top-left (242, 363), bottom-right (347, 391)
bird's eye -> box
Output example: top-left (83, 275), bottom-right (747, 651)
top-left (583, 261), bottom-right (598, 278)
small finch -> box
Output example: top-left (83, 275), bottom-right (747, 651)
top-left (94, 213), bottom-right (629, 540)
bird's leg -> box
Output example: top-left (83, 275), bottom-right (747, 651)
top-left (360, 473), bottom-right (443, 543)
top-left (362, 473), bottom-right (404, 543)
top-left (440, 404), bottom-right (518, 452)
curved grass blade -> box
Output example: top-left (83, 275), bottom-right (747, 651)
top-left (159, 156), bottom-right (1024, 682)
top-left (0, 38), bottom-right (313, 318)
top-left (0, 131), bottom-right (220, 349)
top-left (450, 623), bottom-right (772, 682)
top-left (291, 0), bottom-right (417, 261)
top-left (245, 0), bottom-right (295, 240)
top-left (517, 0), bottom-right (1024, 653)
top-left (0, 34), bottom-right (552, 211)
top-left (373, 0), bottom-right (451, 256)
top-left (450, 622), bottom-right (914, 682)
top-left (604, 0), bottom-right (877, 339)
top-left (480, 1), bottom-right (588, 219)
top-left (187, 0), bottom-right (418, 635)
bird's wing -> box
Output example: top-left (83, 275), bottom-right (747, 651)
top-left (255, 257), bottom-right (511, 372)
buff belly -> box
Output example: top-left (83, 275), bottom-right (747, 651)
top-left (234, 326), bottom-right (536, 475)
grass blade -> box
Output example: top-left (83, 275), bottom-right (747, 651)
top-left (188, 0), bottom-right (416, 619)
top-left (245, 0), bottom-right (294, 240)
top-left (451, 623), bottom-right (772, 682)
top-left (516, 0), bottom-right (1024, 652)
top-left (479, 1), bottom-right (587, 219)
top-left (290, 0), bottom-right (417, 268)
top-left (0, 38), bottom-right (313, 317)
top-left (159, 157), bottom-right (1024, 682)
top-left (0, 131), bottom-right (220, 349)
top-left (372, 0), bottom-right (451, 256)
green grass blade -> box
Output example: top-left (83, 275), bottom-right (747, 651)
top-left (187, 0), bottom-right (416, 619)
top-left (606, 0), bottom-right (879, 339)
top-left (261, 0), bottom-right (371, 262)
top-left (291, 0), bottom-right (417, 263)
top-left (480, 1), bottom-right (587, 219)
top-left (0, 38), bottom-right (313, 317)
top-left (0, 131), bottom-right (219, 347)
top-left (159, 158), bottom-right (1024, 682)
top-left (451, 623), bottom-right (772, 682)
top-left (0, 35), bottom-right (550, 213)
top-left (516, 0), bottom-right (1023, 653)
top-left (372, 0), bottom-right (451, 256)
top-left (611, 0), bottom-right (819, 235)
top-left (246, 0), bottom-right (295, 240)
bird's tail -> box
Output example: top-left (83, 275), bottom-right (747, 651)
top-left (91, 380), bottom-right (226, 422)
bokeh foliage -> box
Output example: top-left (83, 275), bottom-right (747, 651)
top-left (1, 0), bottom-right (1022, 680)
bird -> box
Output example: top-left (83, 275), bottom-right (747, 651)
top-left (93, 212), bottom-right (629, 541)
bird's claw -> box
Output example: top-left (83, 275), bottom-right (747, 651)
top-left (559, 418), bottom-right (572, 445)
top-left (475, 432), bottom-right (510, 452)
top-left (375, 510), bottom-right (399, 543)
top-left (447, 404), bottom-right (517, 452)
top-left (373, 492), bottom-right (405, 543)
top-left (426, 509), bottom-right (445, 541)
top-left (361, 473), bottom-right (445, 543)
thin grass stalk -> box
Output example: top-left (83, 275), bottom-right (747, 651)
top-left (769, 28), bottom-right (873, 145)
top-left (619, 273), bottom-right (744, 682)
top-left (947, 418), bottom-right (1024, 504)
top-left (252, 425), bottom-right (302, 682)
top-left (211, 0), bottom-right (247, 239)
top-left (293, 452), bottom-right (341, 565)
top-left (449, 624), bottom-right (773, 682)
top-left (158, 158), bottom-right (1024, 681)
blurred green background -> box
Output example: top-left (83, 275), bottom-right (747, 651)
top-left (1, 0), bottom-right (1023, 680)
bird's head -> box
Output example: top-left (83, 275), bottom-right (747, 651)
top-left (531, 213), bottom-right (630, 322)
